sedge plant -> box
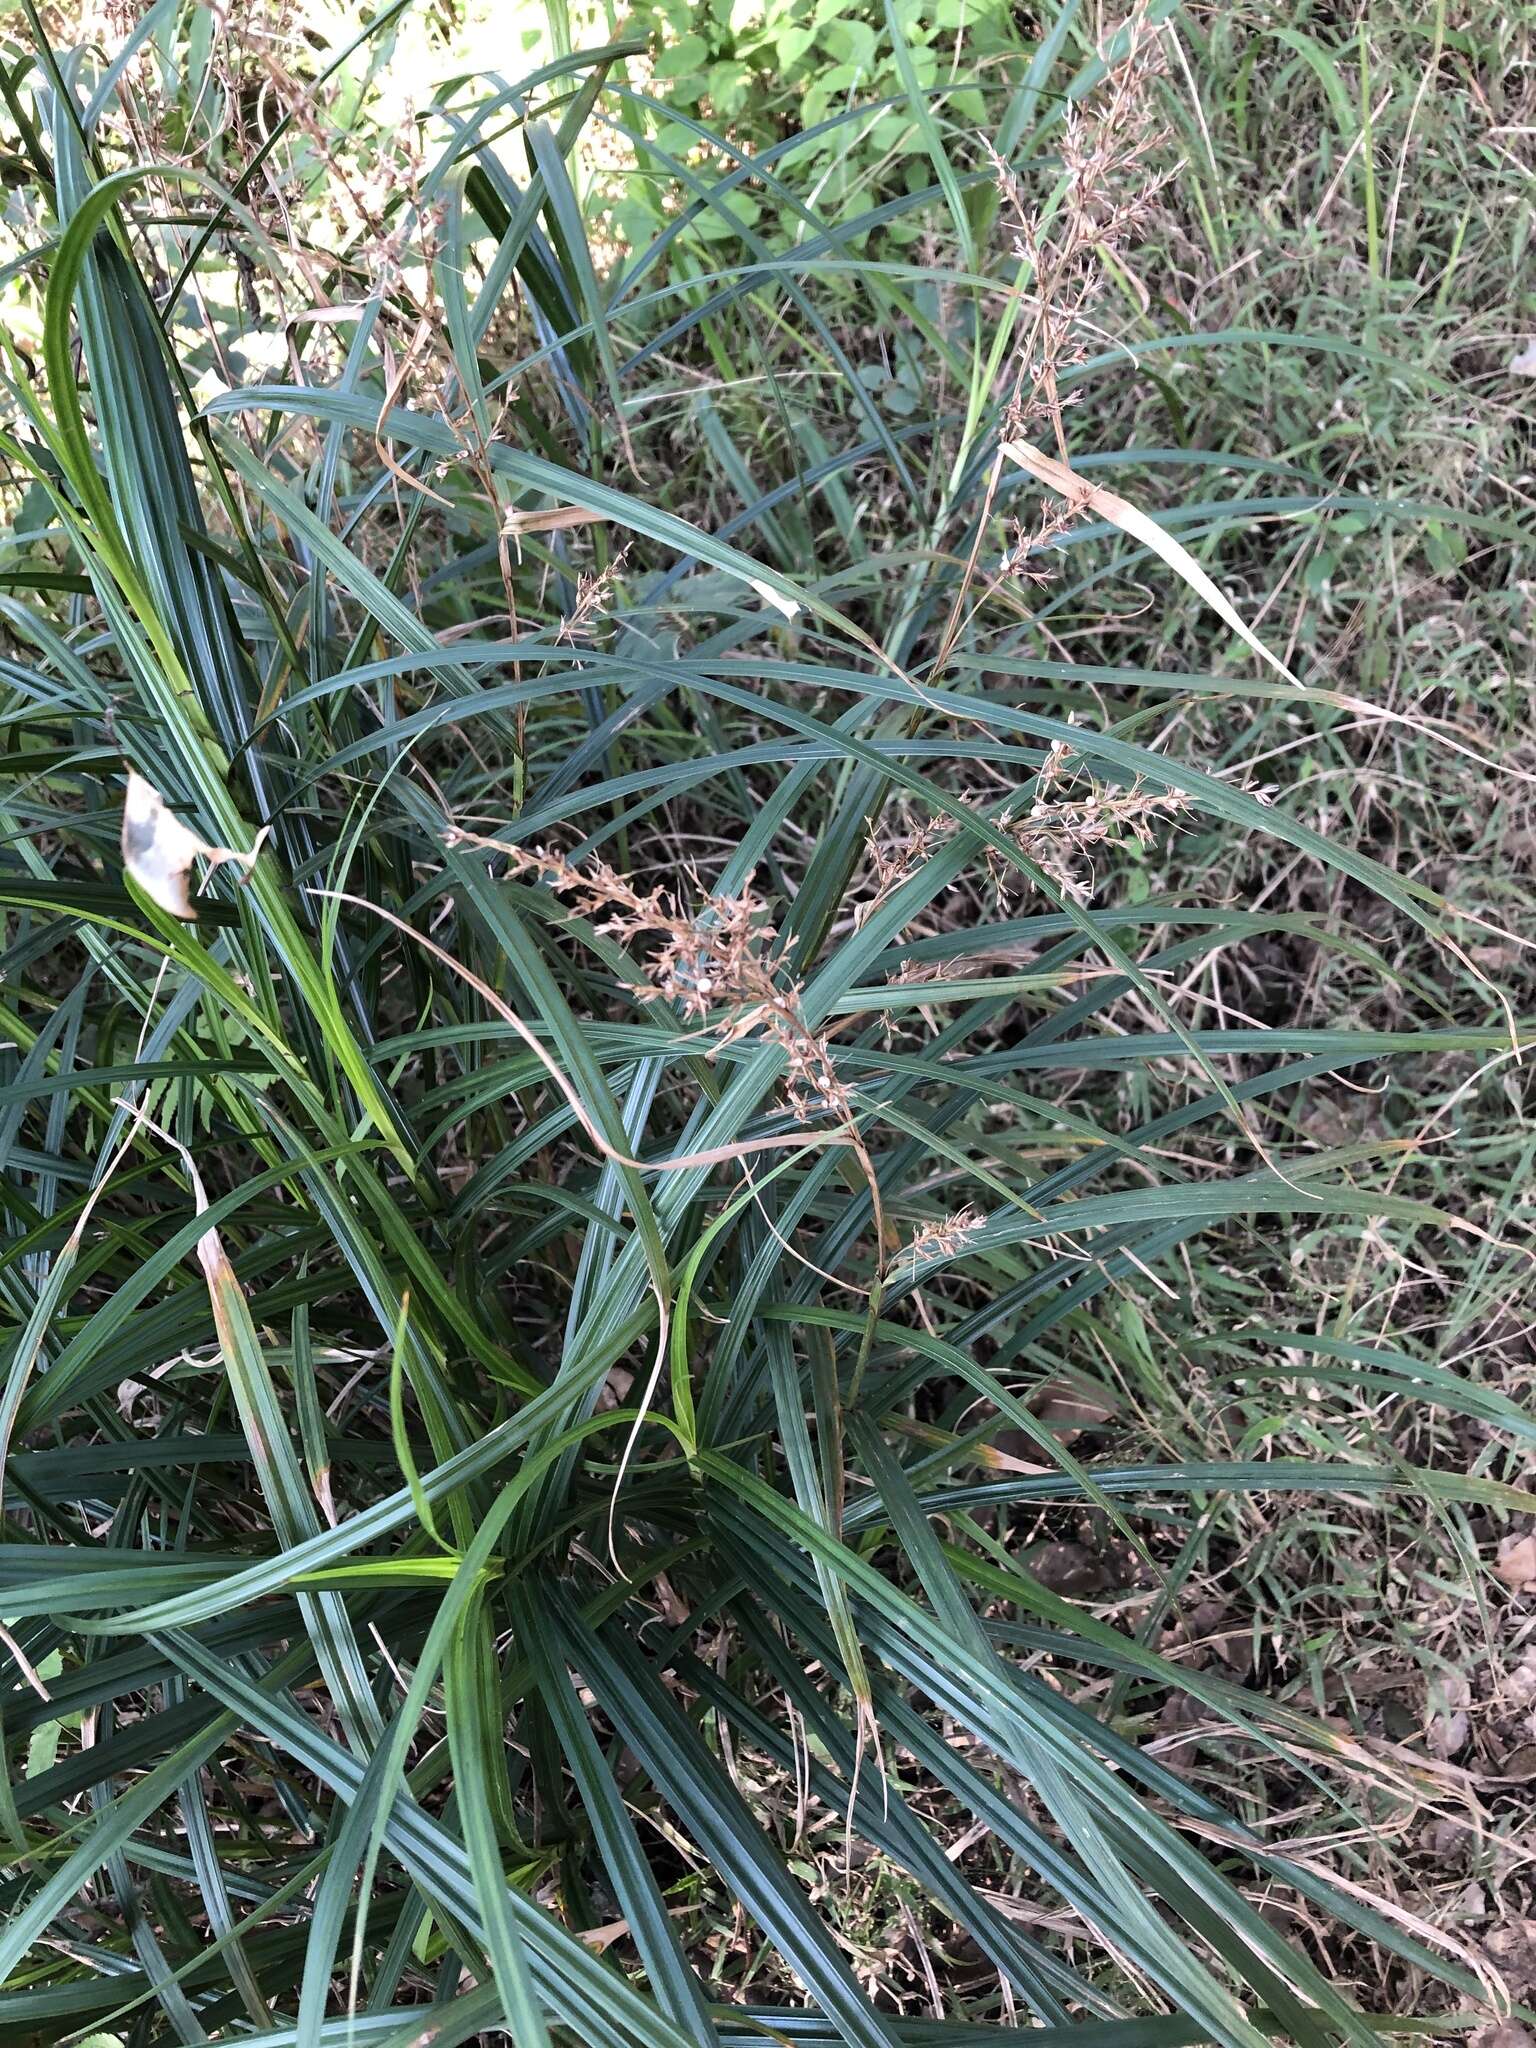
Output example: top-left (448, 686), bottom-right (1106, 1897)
top-left (0, 3), bottom-right (1528, 2046)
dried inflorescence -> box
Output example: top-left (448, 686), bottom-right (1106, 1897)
top-left (994, 8), bottom-right (1175, 444)
top-left (989, 5), bottom-right (1180, 580)
top-left (853, 812), bottom-right (955, 932)
top-left (987, 739), bottom-right (1192, 898)
top-left (900, 1204), bottom-right (986, 1279)
top-left (557, 546), bottom-right (631, 645)
top-left (443, 827), bottom-right (852, 1124)
top-left (855, 747), bottom-right (1190, 922)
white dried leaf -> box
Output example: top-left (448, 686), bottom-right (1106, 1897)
top-left (748, 576), bottom-right (800, 619)
top-left (120, 772), bottom-right (264, 920)
top-left (1508, 339), bottom-right (1536, 378)
top-left (121, 771), bottom-right (208, 918)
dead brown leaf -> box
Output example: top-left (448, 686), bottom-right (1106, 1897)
top-left (1495, 1533), bottom-right (1536, 1594)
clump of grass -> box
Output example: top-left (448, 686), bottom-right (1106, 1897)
top-left (0, 3), bottom-right (1529, 2047)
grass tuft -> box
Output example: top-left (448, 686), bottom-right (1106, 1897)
top-left (0, 2), bottom-right (1530, 2044)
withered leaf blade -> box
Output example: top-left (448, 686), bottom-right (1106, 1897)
top-left (120, 771), bottom-right (264, 920)
top-left (1000, 437), bottom-right (1301, 687)
top-left (120, 770), bottom-right (206, 919)
top-left (748, 576), bottom-right (800, 619)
